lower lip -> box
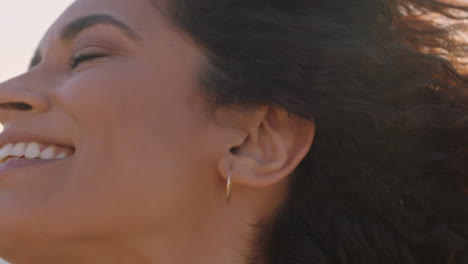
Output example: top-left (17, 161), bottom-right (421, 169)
top-left (0, 158), bottom-right (60, 177)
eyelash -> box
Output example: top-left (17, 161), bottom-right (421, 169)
top-left (70, 53), bottom-right (108, 69)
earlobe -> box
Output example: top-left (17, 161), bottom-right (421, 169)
top-left (217, 107), bottom-right (315, 189)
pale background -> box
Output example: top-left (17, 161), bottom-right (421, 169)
top-left (0, 1), bottom-right (74, 263)
top-left (0, 0), bottom-right (74, 82)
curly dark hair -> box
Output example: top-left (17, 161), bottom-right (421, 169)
top-left (157, 0), bottom-right (468, 263)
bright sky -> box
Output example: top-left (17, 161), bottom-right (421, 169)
top-left (0, 2), bottom-right (74, 264)
top-left (0, 1), bottom-right (74, 82)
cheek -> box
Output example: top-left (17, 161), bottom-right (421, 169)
top-left (48, 58), bottom-right (216, 235)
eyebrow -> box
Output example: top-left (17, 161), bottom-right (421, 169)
top-left (29, 14), bottom-right (142, 70)
top-left (61, 13), bottom-right (141, 42)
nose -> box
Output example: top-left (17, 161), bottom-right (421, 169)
top-left (0, 75), bottom-right (50, 126)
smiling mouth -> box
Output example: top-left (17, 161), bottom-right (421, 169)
top-left (0, 142), bottom-right (75, 165)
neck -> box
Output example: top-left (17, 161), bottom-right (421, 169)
top-left (5, 202), bottom-right (267, 264)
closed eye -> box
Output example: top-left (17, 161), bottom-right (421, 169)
top-left (70, 53), bottom-right (108, 69)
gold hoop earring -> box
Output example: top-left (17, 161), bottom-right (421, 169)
top-left (226, 170), bottom-right (233, 203)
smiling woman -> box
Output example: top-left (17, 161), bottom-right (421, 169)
top-left (0, 0), bottom-right (467, 264)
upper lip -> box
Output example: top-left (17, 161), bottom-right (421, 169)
top-left (0, 129), bottom-right (75, 151)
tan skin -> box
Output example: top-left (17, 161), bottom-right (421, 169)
top-left (0, 0), bottom-right (314, 263)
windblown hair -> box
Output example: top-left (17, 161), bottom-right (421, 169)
top-left (161, 0), bottom-right (468, 263)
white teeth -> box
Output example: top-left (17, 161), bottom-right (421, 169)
top-left (0, 143), bottom-right (13, 160)
top-left (0, 142), bottom-right (73, 163)
top-left (40, 146), bottom-right (56, 159)
top-left (10, 142), bottom-right (26, 157)
top-left (25, 142), bottom-right (41, 159)
top-left (56, 152), bottom-right (67, 159)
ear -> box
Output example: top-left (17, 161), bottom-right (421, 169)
top-left (217, 106), bottom-right (315, 188)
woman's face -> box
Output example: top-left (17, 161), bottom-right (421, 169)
top-left (0, 0), bottom-right (229, 257)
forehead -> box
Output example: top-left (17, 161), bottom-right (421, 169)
top-left (37, 0), bottom-right (163, 51)
top-left (63, 0), bottom-right (159, 18)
